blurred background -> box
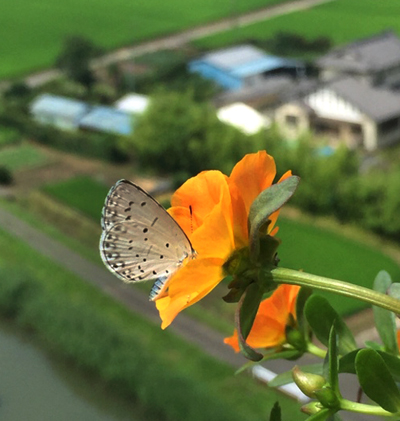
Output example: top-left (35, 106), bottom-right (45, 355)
top-left (0, 0), bottom-right (399, 419)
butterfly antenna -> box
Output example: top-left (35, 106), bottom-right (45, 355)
top-left (189, 205), bottom-right (194, 234)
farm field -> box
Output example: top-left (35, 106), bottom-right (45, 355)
top-left (277, 217), bottom-right (400, 315)
top-left (195, 0), bottom-right (400, 53)
top-left (43, 175), bottom-right (400, 317)
top-left (0, 0), bottom-right (288, 80)
top-left (0, 142), bottom-right (50, 171)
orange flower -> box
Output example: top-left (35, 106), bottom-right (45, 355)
top-left (224, 284), bottom-right (301, 351)
top-left (155, 151), bottom-right (291, 329)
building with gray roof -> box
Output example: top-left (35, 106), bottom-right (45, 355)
top-left (317, 31), bottom-right (400, 87)
top-left (275, 77), bottom-right (400, 151)
top-left (189, 44), bottom-right (303, 91)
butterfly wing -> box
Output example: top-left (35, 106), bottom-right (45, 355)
top-left (100, 180), bottom-right (194, 292)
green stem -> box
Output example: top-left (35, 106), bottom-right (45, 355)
top-left (340, 399), bottom-right (397, 417)
top-left (272, 267), bottom-right (400, 314)
top-left (306, 342), bottom-right (326, 359)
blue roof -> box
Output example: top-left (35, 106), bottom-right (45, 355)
top-left (79, 106), bottom-right (133, 136)
top-left (195, 45), bottom-right (300, 78)
top-left (30, 94), bottom-right (88, 119)
top-left (231, 56), bottom-right (298, 78)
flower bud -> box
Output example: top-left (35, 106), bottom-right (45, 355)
top-left (292, 366), bottom-right (326, 398)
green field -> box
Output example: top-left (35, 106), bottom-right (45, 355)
top-left (195, 0), bottom-right (400, 53)
top-left (0, 0), bottom-right (288, 79)
top-left (42, 175), bottom-right (109, 220)
top-left (0, 143), bottom-right (49, 171)
top-left (44, 175), bottom-right (400, 317)
top-left (277, 217), bottom-right (400, 315)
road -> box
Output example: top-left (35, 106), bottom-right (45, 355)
top-left (23, 0), bottom-right (333, 88)
top-left (0, 207), bottom-right (378, 420)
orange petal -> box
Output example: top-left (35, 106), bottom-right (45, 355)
top-left (156, 257), bottom-right (225, 329)
top-left (170, 171), bottom-right (229, 230)
top-left (229, 151), bottom-right (276, 216)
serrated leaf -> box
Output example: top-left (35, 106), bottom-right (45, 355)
top-left (248, 176), bottom-right (300, 259)
top-left (356, 349), bottom-right (400, 413)
top-left (305, 295), bottom-right (357, 355)
top-left (373, 271), bottom-right (398, 355)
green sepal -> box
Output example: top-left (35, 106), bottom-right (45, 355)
top-left (313, 387), bottom-right (340, 409)
top-left (269, 402), bottom-right (281, 421)
top-left (301, 405), bottom-right (334, 420)
top-left (248, 175), bottom-right (300, 260)
top-left (285, 322), bottom-right (307, 352)
top-left (305, 295), bottom-right (357, 355)
top-left (373, 271), bottom-right (399, 355)
top-left (355, 348), bottom-right (400, 413)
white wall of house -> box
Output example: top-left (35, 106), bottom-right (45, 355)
top-left (304, 89), bottom-right (363, 123)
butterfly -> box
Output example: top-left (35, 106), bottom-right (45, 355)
top-left (100, 180), bottom-right (196, 301)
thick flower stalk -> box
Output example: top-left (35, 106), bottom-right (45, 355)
top-left (155, 151), bottom-right (291, 328)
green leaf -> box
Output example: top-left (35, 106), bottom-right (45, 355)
top-left (296, 287), bottom-right (313, 339)
top-left (248, 176), bottom-right (300, 259)
top-left (356, 349), bottom-right (400, 413)
top-left (269, 402), bottom-right (281, 421)
top-left (239, 283), bottom-right (264, 340)
top-left (305, 295), bottom-right (357, 355)
top-left (389, 282), bottom-right (400, 300)
top-left (235, 283), bottom-right (264, 361)
top-left (269, 363), bottom-right (323, 387)
top-left (339, 349), bottom-right (358, 374)
top-left (373, 271), bottom-right (398, 355)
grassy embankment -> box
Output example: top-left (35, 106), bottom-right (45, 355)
top-left (195, 0), bottom-right (400, 55)
top-left (41, 175), bottom-right (400, 320)
top-left (0, 227), bottom-right (305, 421)
top-left (0, 0), bottom-right (289, 79)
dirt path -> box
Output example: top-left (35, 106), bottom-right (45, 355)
top-left (24, 0), bottom-right (333, 88)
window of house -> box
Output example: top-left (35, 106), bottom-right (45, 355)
top-left (285, 115), bottom-right (298, 127)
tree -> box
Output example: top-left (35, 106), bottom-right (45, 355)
top-left (56, 36), bottom-right (102, 89)
top-left (120, 90), bottom-right (265, 179)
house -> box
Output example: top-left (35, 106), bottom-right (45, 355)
top-left (217, 102), bottom-right (271, 135)
top-left (30, 94), bottom-right (89, 131)
top-left (214, 75), bottom-right (317, 111)
top-left (275, 77), bottom-right (400, 151)
top-left (189, 44), bottom-right (303, 91)
top-left (317, 31), bottom-right (400, 87)
top-left (79, 106), bottom-right (133, 136)
top-left (114, 93), bottom-right (149, 115)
